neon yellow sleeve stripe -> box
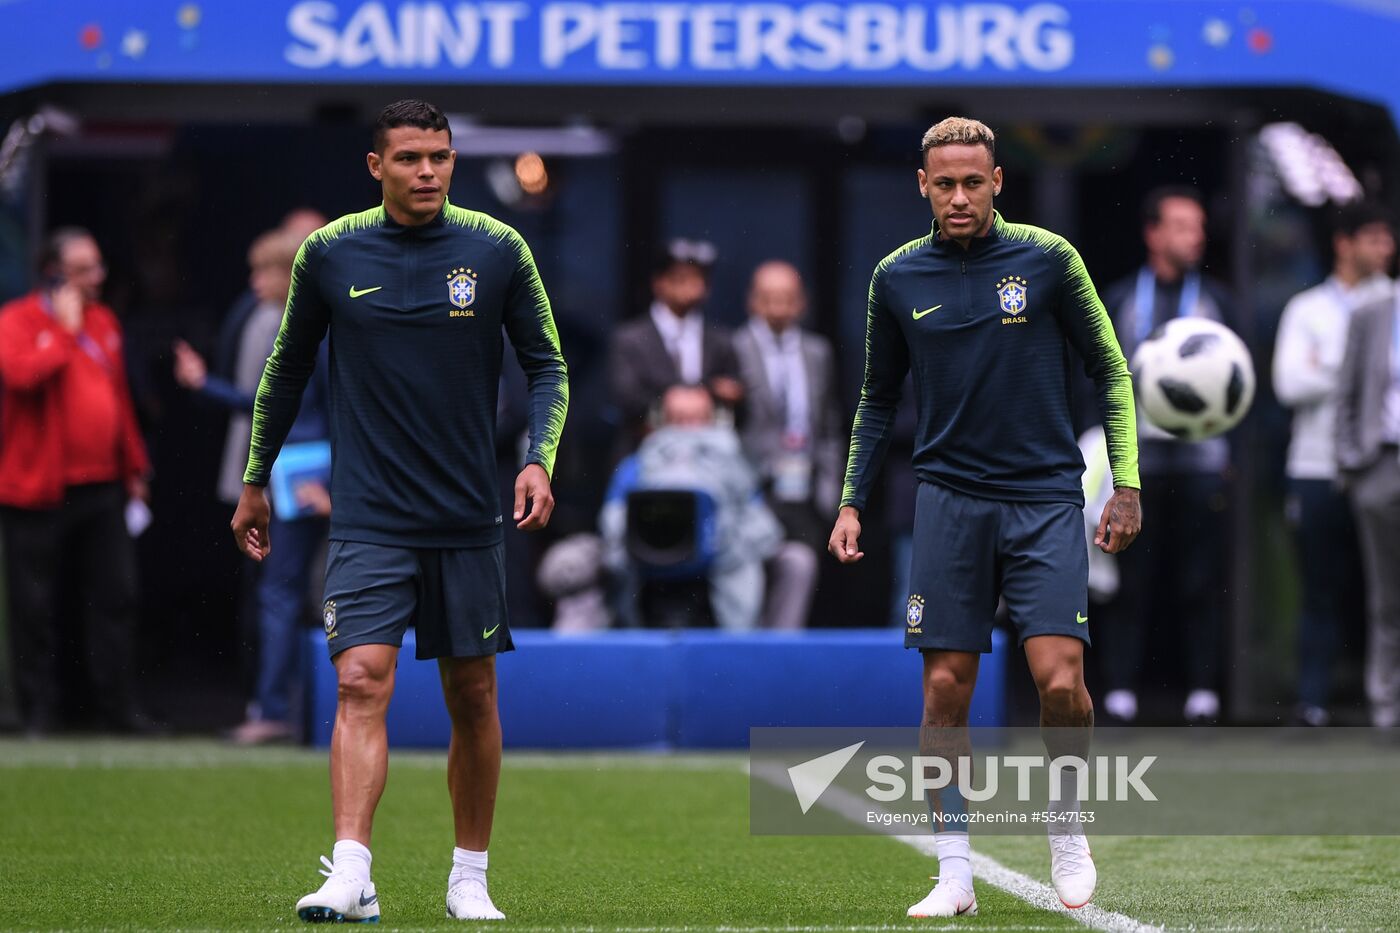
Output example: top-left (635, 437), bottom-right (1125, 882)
top-left (998, 219), bottom-right (1140, 490)
top-left (244, 221), bottom-right (349, 486)
top-left (511, 233), bottom-right (569, 478)
top-left (840, 236), bottom-right (925, 510)
top-left (1064, 249), bottom-right (1139, 490)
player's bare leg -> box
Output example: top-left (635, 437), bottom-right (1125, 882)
top-left (296, 643), bottom-right (398, 923)
top-left (1025, 635), bottom-right (1096, 908)
top-left (908, 650), bottom-right (979, 918)
top-left (1025, 634), bottom-right (1092, 728)
top-left (441, 656), bottom-right (501, 848)
top-left (332, 644), bottom-right (399, 843)
top-left (440, 655), bottom-right (505, 921)
top-left (923, 649), bottom-right (980, 727)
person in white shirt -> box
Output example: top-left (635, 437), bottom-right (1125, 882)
top-left (1274, 201), bottom-right (1395, 726)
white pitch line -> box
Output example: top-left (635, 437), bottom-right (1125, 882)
top-left (963, 854), bottom-right (1160, 933)
top-left (750, 763), bottom-right (1163, 933)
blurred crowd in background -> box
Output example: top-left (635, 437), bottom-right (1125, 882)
top-left (0, 119), bottom-right (1397, 740)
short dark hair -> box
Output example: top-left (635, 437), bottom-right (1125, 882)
top-left (38, 226), bottom-right (95, 278)
top-left (373, 99), bottom-right (451, 153)
top-left (1332, 200), bottom-right (1393, 238)
top-left (1142, 186), bottom-right (1203, 227)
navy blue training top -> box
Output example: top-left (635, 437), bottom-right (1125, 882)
top-left (245, 200), bottom-right (568, 548)
top-left (842, 212), bottom-right (1139, 511)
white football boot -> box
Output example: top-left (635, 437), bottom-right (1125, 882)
top-left (907, 878), bottom-right (977, 918)
top-left (446, 875), bottom-right (505, 921)
top-left (1048, 833), bottom-right (1097, 908)
top-left (296, 855), bottom-right (380, 923)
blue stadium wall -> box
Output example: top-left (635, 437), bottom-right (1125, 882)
top-left (305, 629), bottom-right (1009, 748)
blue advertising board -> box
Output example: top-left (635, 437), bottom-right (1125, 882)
top-left (303, 629), bottom-right (1009, 748)
top-left (1, 1), bottom-right (1397, 123)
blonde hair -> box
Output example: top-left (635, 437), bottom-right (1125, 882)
top-left (921, 117), bottom-right (996, 162)
top-left (247, 230), bottom-right (301, 272)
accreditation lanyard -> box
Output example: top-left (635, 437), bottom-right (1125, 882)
top-left (1134, 267), bottom-right (1200, 345)
top-left (39, 292), bottom-right (112, 374)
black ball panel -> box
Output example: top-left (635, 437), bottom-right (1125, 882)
top-left (1226, 363), bottom-right (1245, 415)
top-left (1158, 377), bottom-right (1208, 414)
top-left (1177, 333), bottom-right (1221, 358)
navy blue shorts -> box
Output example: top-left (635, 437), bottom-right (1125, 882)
top-left (320, 540), bottom-right (514, 660)
top-left (903, 482), bottom-right (1090, 652)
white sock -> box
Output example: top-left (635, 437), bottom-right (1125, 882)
top-left (332, 839), bottom-right (372, 882)
top-left (933, 832), bottom-right (973, 890)
top-left (449, 847), bottom-right (488, 886)
top-left (1048, 764), bottom-right (1085, 829)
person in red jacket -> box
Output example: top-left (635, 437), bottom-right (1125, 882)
top-left (0, 227), bottom-right (152, 734)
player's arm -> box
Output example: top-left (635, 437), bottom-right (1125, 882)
top-left (232, 240), bottom-right (331, 560)
top-left (830, 268), bottom-right (909, 564)
top-left (501, 230), bottom-right (569, 531)
top-left (1053, 241), bottom-right (1141, 554)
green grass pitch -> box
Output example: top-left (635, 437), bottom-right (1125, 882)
top-left (2, 740), bottom-right (1399, 931)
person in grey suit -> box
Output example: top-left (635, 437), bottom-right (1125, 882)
top-left (608, 239), bottom-right (744, 460)
top-left (733, 261), bottom-right (845, 629)
top-left (1336, 288), bottom-right (1400, 729)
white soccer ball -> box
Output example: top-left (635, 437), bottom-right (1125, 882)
top-left (1130, 317), bottom-right (1255, 441)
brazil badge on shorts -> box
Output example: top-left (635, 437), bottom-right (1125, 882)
top-left (906, 594), bottom-right (925, 635)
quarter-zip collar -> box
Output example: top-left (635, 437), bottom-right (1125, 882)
top-left (929, 210), bottom-right (1005, 255)
top-left (381, 198), bottom-right (450, 234)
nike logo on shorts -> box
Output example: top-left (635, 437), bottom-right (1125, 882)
top-left (1076, 612), bottom-right (1089, 624)
top-left (483, 623), bottom-right (501, 639)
